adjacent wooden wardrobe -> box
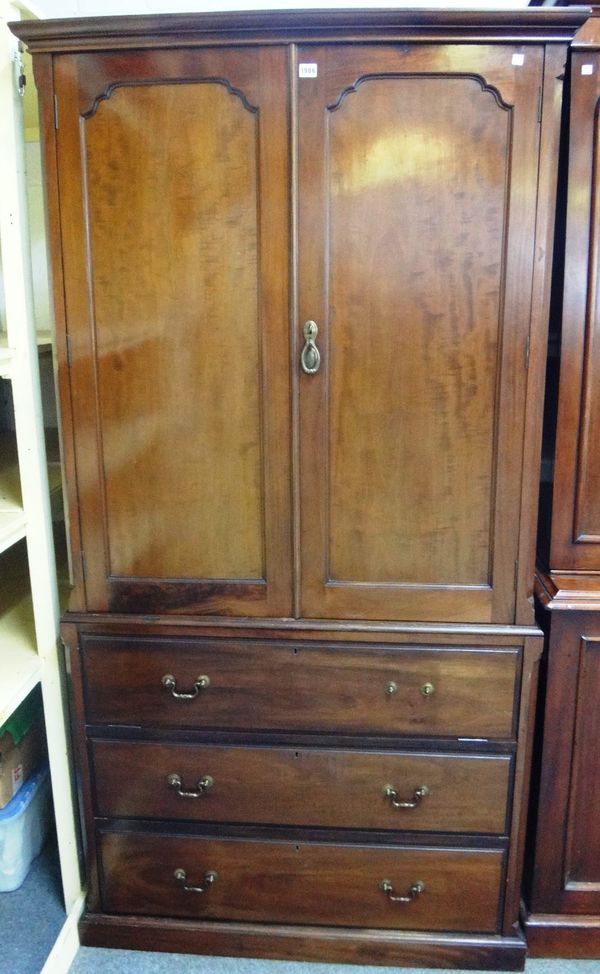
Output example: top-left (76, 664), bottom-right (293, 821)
top-left (12, 8), bottom-right (588, 970)
top-left (525, 10), bottom-right (600, 957)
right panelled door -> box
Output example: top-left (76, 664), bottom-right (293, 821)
top-left (297, 43), bottom-right (544, 623)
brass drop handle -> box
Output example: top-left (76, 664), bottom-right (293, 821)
top-left (379, 879), bottom-right (425, 904)
top-left (383, 784), bottom-right (429, 809)
top-left (385, 681), bottom-right (435, 697)
top-left (174, 868), bottom-right (218, 894)
top-left (300, 320), bottom-right (321, 374)
top-left (162, 674), bottom-right (210, 700)
top-left (167, 773), bottom-right (214, 798)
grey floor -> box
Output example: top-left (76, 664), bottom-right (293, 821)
top-left (0, 833), bottom-right (66, 974)
top-left (69, 953), bottom-right (600, 973)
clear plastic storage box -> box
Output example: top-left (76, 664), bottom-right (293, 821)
top-left (0, 763), bottom-right (50, 892)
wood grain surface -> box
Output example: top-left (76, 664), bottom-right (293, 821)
top-left (99, 831), bottom-right (504, 932)
top-left (92, 739), bottom-right (512, 834)
top-left (54, 47), bottom-right (292, 615)
top-left (82, 634), bottom-right (520, 738)
top-left (297, 44), bottom-right (543, 623)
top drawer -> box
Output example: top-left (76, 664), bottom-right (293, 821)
top-left (81, 636), bottom-right (519, 739)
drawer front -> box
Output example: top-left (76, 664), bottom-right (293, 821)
top-left (82, 636), bottom-right (519, 738)
top-left (99, 831), bottom-right (504, 932)
top-left (92, 740), bottom-right (512, 834)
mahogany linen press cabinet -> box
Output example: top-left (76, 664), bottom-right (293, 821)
top-left (11, 8), bottom-right (589, 970)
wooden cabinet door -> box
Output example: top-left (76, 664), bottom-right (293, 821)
top-left (531, 610), bottom-right (600, 916)
top-left (297, 44), bottom-right (544, 623)
top-left (551, 50), bottom-right (600, 573)
top-left (54, 48), bottom-right (292, 615)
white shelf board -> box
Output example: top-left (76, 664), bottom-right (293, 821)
top-left (36, 329), bottom-right (52, 351)
top-left (0, 331), bottom-right (52, 373)
top-left (0, 434), bottom-right (63, 553)
top-left (0, 433), bottom-right (27, 553)
top-left (0, 346), bottom-right (15, 379)
top-left (0, 583), bottom-right (39, 727)
top-left (0, 509), bottom-right (27, 555)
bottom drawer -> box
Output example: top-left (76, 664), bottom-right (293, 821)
top-left (99, 831), bottom-right (504, 933)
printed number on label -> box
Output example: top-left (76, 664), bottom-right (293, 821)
top-left (299, 63), bottom-right (318, 78)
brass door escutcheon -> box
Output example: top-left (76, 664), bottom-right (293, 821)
top-left (300, 320), bottom-right (321, 374)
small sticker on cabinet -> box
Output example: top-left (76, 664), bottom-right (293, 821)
top-left (512, 53), bottom-right (525, 66)
top-left (299, 63), bottom-right (318, 78)
top-left (582, 64), bottom-right (595, 76)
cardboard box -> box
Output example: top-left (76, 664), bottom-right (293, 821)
top-left (0, 689), bottom-right (46, 809)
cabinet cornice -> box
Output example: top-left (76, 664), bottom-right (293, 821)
top-left (10, 8), bottom-right (591, 54)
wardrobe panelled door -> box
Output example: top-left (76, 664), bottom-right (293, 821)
top-left (297, 44), bottom-right (542, 625)
top-left (12, 8), bottom-right (588, 970)
top-left (55, 41), bottom-right (541, 624)
top-left (54, 48), bottom-right (293, 617)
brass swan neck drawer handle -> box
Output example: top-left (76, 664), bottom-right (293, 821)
top-left (174, 868), bottom-right (218, 894)
top-left (300, 320), bottom-right (321, 374)
top-left (167, 773), bottom-right (214, 798)
top-left (383, 784), bottom-right (429, 809)
top-left (161, 674), bottom-right (210, 699)
top-left (379, 879), bottom-right (425, 904)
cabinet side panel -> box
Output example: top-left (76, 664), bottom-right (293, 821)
top-left (33, 54), bottom-right (86, 611)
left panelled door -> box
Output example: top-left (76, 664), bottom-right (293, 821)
top-left (54, 48), bottom-right (292, 616)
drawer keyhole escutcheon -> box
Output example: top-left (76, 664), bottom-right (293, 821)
top-left (383, 784), bottom-right (429, 809)
top-left (379, 879), bottom-right (425, 904)
top-left (167, 773), bottom-right (214, 798)
top-left (174, 868), bottom-right (218, 894)
top-left (161, 674), bottom-right (210, 699)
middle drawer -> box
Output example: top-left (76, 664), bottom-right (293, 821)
top-left (91, 740), bottom-right (511, 834)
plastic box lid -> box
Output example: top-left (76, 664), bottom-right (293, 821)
top-left (0, 764), bottom-right (49, 823)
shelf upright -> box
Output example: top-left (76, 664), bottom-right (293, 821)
top-left (0, 1), bottom-right (83, 970)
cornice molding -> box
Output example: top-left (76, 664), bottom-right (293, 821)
top-left (9, 8), bottom-right (591, 55)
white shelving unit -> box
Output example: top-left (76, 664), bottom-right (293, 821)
top-left (0, 1), bottom-right (84, 971)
